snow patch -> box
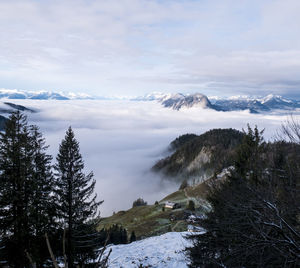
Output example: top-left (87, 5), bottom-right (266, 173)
top-left (106, 232), bottom-right (194, 268)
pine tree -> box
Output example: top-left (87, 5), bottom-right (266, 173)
top-left (233, 124), bottom-right (266, 185)
top-left (0, 112), bottom-right (55, 268)
top-left (0, 112), bottom-right (31, 267)
top-left (54, 127), bottom-right (102, 268)
top-left (28, 125), bottom-right (56, 267)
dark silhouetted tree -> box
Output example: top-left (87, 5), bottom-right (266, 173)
top-left (54, 127), bottom-right (102, 268)
top-left (132, 198), bottom-right (147, 207)
top-left (0, 112), bottom-right (55, 268)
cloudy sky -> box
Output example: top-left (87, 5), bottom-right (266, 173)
top-left (1, 0), bottom-right (300, 97)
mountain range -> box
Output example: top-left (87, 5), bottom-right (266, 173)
top-left (0, 89), bottom-right (93, 100)
top-left (150, 93), bottom-right (300, 113)
top-left (1, 89), bottom-right (300, 113)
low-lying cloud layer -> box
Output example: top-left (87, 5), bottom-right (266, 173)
top-left (10, 99), bottom-right (300, 216)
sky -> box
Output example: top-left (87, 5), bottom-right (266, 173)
top-left (1, 0), bottom-right (300, 98)
top-left (11, 99), bottom-right (297, 216)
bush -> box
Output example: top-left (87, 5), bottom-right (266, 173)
top-left (132, 198), bottom-right (147, 207)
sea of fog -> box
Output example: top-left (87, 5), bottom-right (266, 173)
top-left (4, 99), bottom-right (299, 216)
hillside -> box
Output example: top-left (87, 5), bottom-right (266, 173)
top-left (98, 176), bottom-right (215, 240)
top-left (0, 102), bottom-right (36, 131)
top-left (99, 129), bottom-right (243, 239)
top-left (152, 128), bottom-right (244, 183)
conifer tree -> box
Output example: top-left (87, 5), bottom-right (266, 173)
top-left (54, 127), bottom-right (102, 268)
top-left (0, 112), bottom-right (31, 267)
top-left (28, 125), bottom-right (56, 266)
top-left (0, 112), bottom-right (54, 268)
top-left (233, 124), bottom-right (266, 185)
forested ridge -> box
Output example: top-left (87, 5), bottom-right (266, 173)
top-left (186, 124), bottom-right (300, 267)
top-left (153, 128), bottom-right (244, 181)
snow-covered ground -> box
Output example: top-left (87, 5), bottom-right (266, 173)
top-left (106, 232), bottom-right (197, 268)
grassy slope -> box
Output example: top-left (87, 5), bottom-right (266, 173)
top-left (98, 204), bottom-right (186, 239)
top-left (98, 181), bottom-right (212, 239)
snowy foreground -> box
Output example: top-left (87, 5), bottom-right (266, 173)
top-left (106, 232), bottom-right (195, 268)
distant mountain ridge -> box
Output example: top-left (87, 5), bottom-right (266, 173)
top-left (137, 92), bottom-right (300, 113)
top-left (0, 102), bottom-right (37, 131)
top-left (0, 89), bottom-right (93, 100)
top-left (1, 89), bottom-right (300, 113)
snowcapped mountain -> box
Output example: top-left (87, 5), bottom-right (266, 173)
top-left (131, 92), bottom-right (170, 101)
top-left (139, 92), bottom-right (300, 113)
top-left (259, 94), bottom-right (299, 109)
top-left (1, 88), bottom-right (299, 113)
top-left (106, 232), bottom-right (195, 268)
top-left (161, 93), bottom-right (213, 110)
top-left (214, 94), bottom-right (300, 113)
top-left (0, 89), bottom-right (93, 100)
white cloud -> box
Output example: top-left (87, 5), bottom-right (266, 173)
top-left (6, 99), bottom-right (299, 216)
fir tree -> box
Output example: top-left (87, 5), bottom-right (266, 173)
top-left (54, 127), bottom-right (102, 268)
top-left (28, 125), bottom-right (56, 267)
top-left (0, 112), bottom-right (55, 268)
top-left (233, 124), bottom-right (266, 185)
top-left (0, 112), bottom-right (31, 267)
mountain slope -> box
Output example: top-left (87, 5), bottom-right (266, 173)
top-left (3, 102), bottom-right (36, 113)
top-left (152, 128), bottom-right (244, 183)
top-left (0, 102), bottom-right (36, 131)
top-left (98, 184), bottom-right (210, 240)
top-left (98, 203), bottom-right (188, 240)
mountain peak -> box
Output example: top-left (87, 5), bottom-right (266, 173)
top-left (161, 93), bottom-right (212, 110)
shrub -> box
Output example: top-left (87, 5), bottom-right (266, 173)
top-left (132, 198), bottom-right (147, 207)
